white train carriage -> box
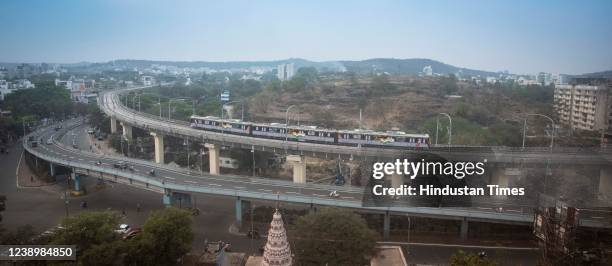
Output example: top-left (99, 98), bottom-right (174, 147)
top-left (299, 126), bottom-right (336, 143)
top-left (252, 123), bottom-right (292, 140)
top-left (190, 115), bottom-right (251, 135)
top-left (337, 130), bottom-right (429, 148)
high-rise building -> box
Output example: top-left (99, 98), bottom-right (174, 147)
top-left (277, 63), bottom-right (295, 81)
top-left (262, 209), bottom-right (292, 266)
top-left (553, 78), bottom-right (612, 131)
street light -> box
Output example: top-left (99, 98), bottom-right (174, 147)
top-left (436, 113), bottom-right (452, 148)
top-left (522, 113), bottom-right (555, 151)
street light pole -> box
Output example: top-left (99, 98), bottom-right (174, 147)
top-left (438, 113), bottom-right (452, 149)
top-left (523, 114), bottom-right (555, 151)
top-left (522, 119), bottom-right (527, 149)
top-left (251, 145), bottom-right (255, 177)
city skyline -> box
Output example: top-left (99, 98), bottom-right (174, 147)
top-left (0, 0), bottom-right (611, 75)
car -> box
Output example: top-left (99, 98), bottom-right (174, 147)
top-left (113, 162), bottom-right (129, 169)
top-left (115, 224), bottom-right (131, 234)
top-left (329, 190), bottom-right (340, 198)
top-left (46, 138), bottom-right (53, 145)
top-left (148, 169), bottom-right (156, 176)
top-left (87, 129), bottom-right (95, 134)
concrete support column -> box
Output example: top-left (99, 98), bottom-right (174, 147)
top-left (71, 173), bottom-right (81, 191)
top-left (490, 167), bottom-right (509, 187)
top-left (599, 166), bottom-right (612, 201)
top-left (150, 132), bottom-right (164, 164)
top-left (120, 122), bottom-right (132, 141)
top-left (390, 173), bottom-right (403, 188)
top-left (110, 117), bottom-right (117, 134)
top-left (235, 197), bottom-right (243, 226)
top-left (205, 143), bottom-right (220, 175)
top-left (163, 189), bottom-right (172, 207)
top-left (383, 211), bottom-right (391, 240)
top-left (49, 163), bottom-right (55, 177)
top-left (460, 217), bottom-right (469, 240)
top-left (287, 155), bottom-right (307, 183)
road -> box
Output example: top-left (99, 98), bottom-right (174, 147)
top-left (25, 117), bottom-right (560, 226)
top-left (2, 139), bottom-right (262, 253)
top-left (1, 139), bottom-right (541, 264)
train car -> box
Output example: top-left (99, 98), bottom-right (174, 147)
top-left (338, 129), bottom-right (429, 148)
top-left (299, 126), bottom-right (336, 143)
top-left (252, 123), bottom-right (292, 140)
top-left (190, 115), bottom-right (251, 135)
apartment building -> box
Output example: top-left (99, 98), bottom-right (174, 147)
top-left (553, 78), bottom-right (611, 131)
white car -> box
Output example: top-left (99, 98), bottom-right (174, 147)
top-left (115, 224), bottom-right (131, 234)
top-left (329, 191), bottom-right (340, 198)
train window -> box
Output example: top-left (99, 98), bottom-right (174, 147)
top-left (352, 134), bottom-right (361, 139)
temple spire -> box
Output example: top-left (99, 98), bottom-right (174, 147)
top-left (261, 208), bottom-right (292, 266)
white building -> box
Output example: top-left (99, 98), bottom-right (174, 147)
top-left (141, 75), bottom-right (154, 86)
top-left (55, 78), bottom-right (94, 103)
top-left (422, 65), bottom-right (433, 76)
top-left (486, 77), bottom-right (498, 84)
top-left (276, 63), bottom-right (295, 81)
top-left (0, 79), bottom-right (35, 100)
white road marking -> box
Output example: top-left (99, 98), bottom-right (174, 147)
top-left (477, 207), bottom-right (493, 210)
top-left (164, 177), bottom-right (176, 180)
top-left (207, 183), bottom-right (222, 187)
top-left (341, 196), bottom-right (354, 199)
top-left (286, 191), bottom-right (300, 194)
top-left (234, 186), bottom-right (246, 190)
top-left (184, 180), bottom-right (198, 184)
top-left (312, 194), bottom-right (327, 197)
top-left (591, 216), bottom-right (605, 219)
top-left (258, 188), bottom-right (272, 192)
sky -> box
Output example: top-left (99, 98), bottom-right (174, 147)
top-left (0, 0), bottom-right (611, 75)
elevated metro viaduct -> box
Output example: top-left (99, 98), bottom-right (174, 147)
top-left (103, 88), bottom-right (612, 201)
top-left (23, 102), bottom-right (612, 242)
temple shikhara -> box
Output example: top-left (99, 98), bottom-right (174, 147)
top-left (261, 209), bottom-right (292, 266)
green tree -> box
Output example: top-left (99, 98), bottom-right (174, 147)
top-left (124, 208), bottom-right (193, 265)
top-left (4, 85), bottom-right (73, 119)
top-left (292, 207), bottom-right (377, 265)
top-left (450, 250), bottom-right (497, 266)
top-left (80, 241), bottom-right (125, 266)
top-left (51, 211), bottom-right (121, 254)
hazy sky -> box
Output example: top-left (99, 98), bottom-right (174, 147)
top-left (1, 0), bottom-right (611, 74)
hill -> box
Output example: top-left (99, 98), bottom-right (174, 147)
top-left (340, 58), bottom-right (498, 77)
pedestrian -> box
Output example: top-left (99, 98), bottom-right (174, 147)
top-left (30, 175), bottom-right (34, 182)
top-left (136, 203), bottom-right (141, 213)
top-left (122, 208), bottom-right (126, 216)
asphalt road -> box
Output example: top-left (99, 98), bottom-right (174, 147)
top-left (1, 128), bottom-right (545, 264)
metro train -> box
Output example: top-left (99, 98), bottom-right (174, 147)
top-left (189, 115), bottom-right (430, 149)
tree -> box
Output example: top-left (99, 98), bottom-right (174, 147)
top-left (292, 207), bottom-right (377, 265)
top-left (80, 241), bottom-right (126, 266)
top-left (124, 208), bottom-right (193, 265)
top-left (51, 211), bottom-right (121, 253)
top-left (450, 250), bottom-right (497, 266)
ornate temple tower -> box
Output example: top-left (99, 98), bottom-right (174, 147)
top-left (262, 209), bottom-right (292, 266)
